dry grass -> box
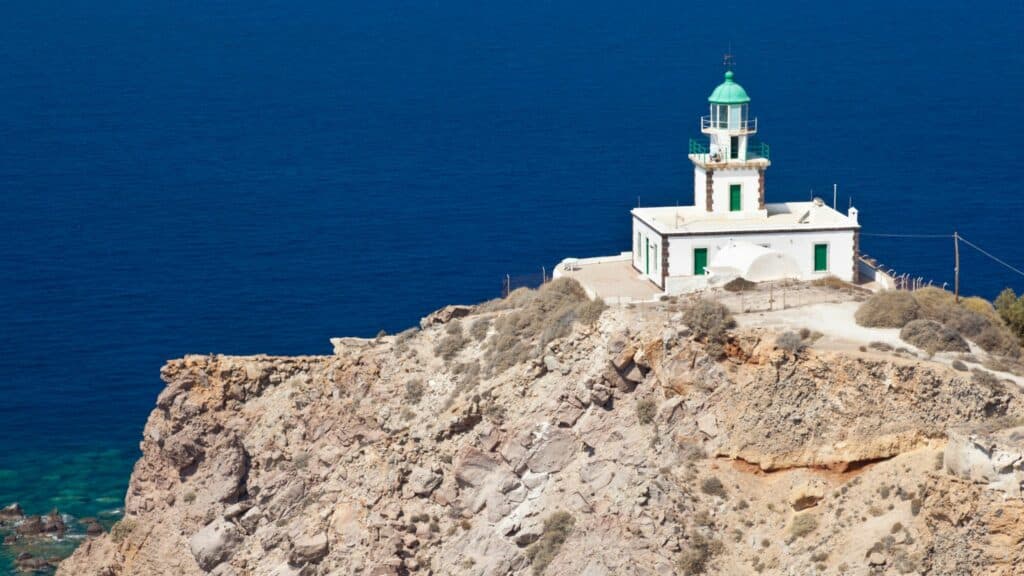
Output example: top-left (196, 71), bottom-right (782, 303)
top-left (525, 511), bottom-right (575, 575)
top-left (677, 532), bottom-right (722, 575)
top-left (636, 399), bottom-right (657, 425)
top-left (484, 279), bottom-right (606, 375)
top-left (855, 291), bottom-right (921, 328)
top-left (776, 331), bottom-right (804, 354)
top-left (789, 513), bottom-right (818, 539)
top-left (681, 299), bottom-right (735, 343)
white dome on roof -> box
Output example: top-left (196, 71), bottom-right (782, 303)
top-left (707, 241), bottom-right (801, 282)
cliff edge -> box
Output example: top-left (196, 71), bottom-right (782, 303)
top-left (60, 280), bottom-right (1024, 575)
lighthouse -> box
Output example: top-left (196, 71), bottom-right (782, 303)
top-left (622, 67), bottom-right (862, 293)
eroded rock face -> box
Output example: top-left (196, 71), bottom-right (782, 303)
top-left (945, 426), bottom-right (1024, 497)
top-left (57, 297), bottom-right (1024, 576)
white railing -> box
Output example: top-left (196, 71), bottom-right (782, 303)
top-left (701, 116), bottom-right (757, 132)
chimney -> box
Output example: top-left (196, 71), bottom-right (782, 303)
top-left (848, 206), bottom-right (859, 224)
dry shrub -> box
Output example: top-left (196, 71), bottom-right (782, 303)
top-left (776, 331), bottom-right (804, 354)
top-left (485, 279), bottom-right (605, 374)
top-left (434, 321), bottom-right (468, 361)
top-left (677, 532), bottom-right (722, 575)
top-left (636, 399), bottom-right (657, 425)
top-left (681, 298), bottom-right (735, 343)
top-left (971, 368), bottom-right (1002, 392)
top-left (469, 318), bottom-right (490, 341)
top-left (723, 277), bottom-right (757, 292)
top-left (912, 287), bottom-right (1019, 357)
top-left (700, 477), bottom-right (727, 499)
top-left (899, 319), bottom-right (969, 354)
top-left (812, 275), bottom-right (858, 291)
top-left (855, 291), bottom-right (921, 328)
top-left (525, 511), bottom-right (575, 575)
top-left (951, 359), bottom-right (968, 371)
top-left (789, 513), bottom-right (818, 539)
top-left (404, 378), bottom-right (425, 404)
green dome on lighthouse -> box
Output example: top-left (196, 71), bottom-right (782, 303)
top-left (708, 70), bottom-right (750, 104)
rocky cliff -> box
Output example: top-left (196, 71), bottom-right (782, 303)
top-left (59, 281), bottom-right (1024, 575)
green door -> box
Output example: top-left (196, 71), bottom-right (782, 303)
top-left (645, 238), bottom-right (650, 274)
top-left (814, 244), bottom-right (828, 272)
top-left (729, 184), bottom-right (741, 212)
top-left (694, 248), bottom-right (708, 275)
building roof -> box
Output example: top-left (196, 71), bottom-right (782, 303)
top-left (708, 71), bottom-right (751, 105)
top-left (707, 241), bottom-right (801, 281)
top-left (632, 201), bottom-right (859, 235)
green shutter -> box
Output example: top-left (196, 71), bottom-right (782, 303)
top-left (814, 244), bottom-right (828, 272)
top-left (694, 248), bottom-right (708, 275)
top-left (729, 184), bottom-right (741, 211)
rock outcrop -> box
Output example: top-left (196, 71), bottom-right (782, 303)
top-left (58, 287), bottom-right (1024, 575)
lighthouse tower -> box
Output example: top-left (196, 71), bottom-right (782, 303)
top-left (689, 69), bottom-right (770, 217)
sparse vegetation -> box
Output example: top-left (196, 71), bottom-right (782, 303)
top-left (483, 279), bottom-right (605, 375)
top-left (900, 319), bottom-right (969, 354)
top-left (952, 359), bottom-right (968, 371)
top-left (183, 491), bottom-right (196, 504)
top-left (855, 291), bottom-right (922, 328)
top-left (677, 532), bottom-right (722, 575)
top-left (700, 476), bottom-right (727, 499)
top-left (404, 378), bottom-right (425, 404)
top-left (788, 513), bottom-right (818, 539)
top-left (636, 399), bottom-right (657, 425)
top-left (525, 511), bottom-right (575, 575)
top-left (434, 320), bottom-right (468, 361)
top-left (971, 368), bottom-right (1002, 391)
top-left (469, 319), bottom-right (490, 341)
top-left (776, 331), bottom-right (804, 354)
top-left (681, 298), bottom-right (735, 349)
top-left (110, 518), bottom-right (136, 543)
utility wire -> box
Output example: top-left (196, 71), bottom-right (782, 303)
top-left (958, 235), bottom-right (1024, 279)
top-left (860, 233), bottom-right (952, 239)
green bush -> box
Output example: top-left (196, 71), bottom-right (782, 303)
top-left (525, 511), bottom-right (575, 575)
top-left (899, 319), bottom-right (969, 354)
top-left (855, 291), bottom-right (921, 328)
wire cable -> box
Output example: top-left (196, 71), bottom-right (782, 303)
top-left (859, 233), bottom-right (952, 239)
top-left (957, 236), bottom-right (1024, 279)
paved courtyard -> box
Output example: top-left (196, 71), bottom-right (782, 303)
top-left (557, 257), bottom-right (662, 303)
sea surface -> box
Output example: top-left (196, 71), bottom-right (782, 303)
top-left (1, 0), bottom-right (1023, 571)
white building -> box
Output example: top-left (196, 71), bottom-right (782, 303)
top-left (631, 69), bottom-right (860, 293)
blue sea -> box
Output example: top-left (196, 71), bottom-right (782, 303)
top-left (1, 0), bottom-right (1023, 571)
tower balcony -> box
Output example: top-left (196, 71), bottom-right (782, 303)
top-left (700, 115), bottom-right (757, 135)
top-left (688, 138), bottom-right (770, 166)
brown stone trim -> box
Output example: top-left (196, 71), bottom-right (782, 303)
top-left (757, 168), bottom-right (766, 210)
top-left (852, 229), bottom-right (861, 283)
top-left (661, 226), bottom-right (861, 237)
top-left (661, 235), bottom-right (670, 287)
top-left (705, 169), bottom-right (714, 212)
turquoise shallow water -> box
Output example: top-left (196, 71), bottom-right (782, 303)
top-left (1, 0), bottom-right (1023, 572)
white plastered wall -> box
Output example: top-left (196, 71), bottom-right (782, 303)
top-left (631, 216), bottom-right (664, 288)
top-left (667, 229), bottom-right (857, 283)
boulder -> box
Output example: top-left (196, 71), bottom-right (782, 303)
top-left (526, 429), bottom-right (576, 474)
top-left (190, 518), bottom-right (241, 571)
top-left (788, 481), bottom-right (826, 511)
top-left (454, 448), bottom-right (503, 488)
top-left (406, 467), bottom-right (442, 498)
top-left (289, 531), bottom-right (329, 565)
top-left (944, 427), bottom-right (1024, 497)
top-left (419, 305), bottom-right (473, 329)
top-left (0, 503), bottom-right (23, 520)
top-left (16, 516), bottom-right (42, 536)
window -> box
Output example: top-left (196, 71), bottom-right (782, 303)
top-left (729, 184), bottom-right (742, 211)
top-left (814, 244), bottom-right (828, 272)
top-left (729, 136), bottom-right (739, 159)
